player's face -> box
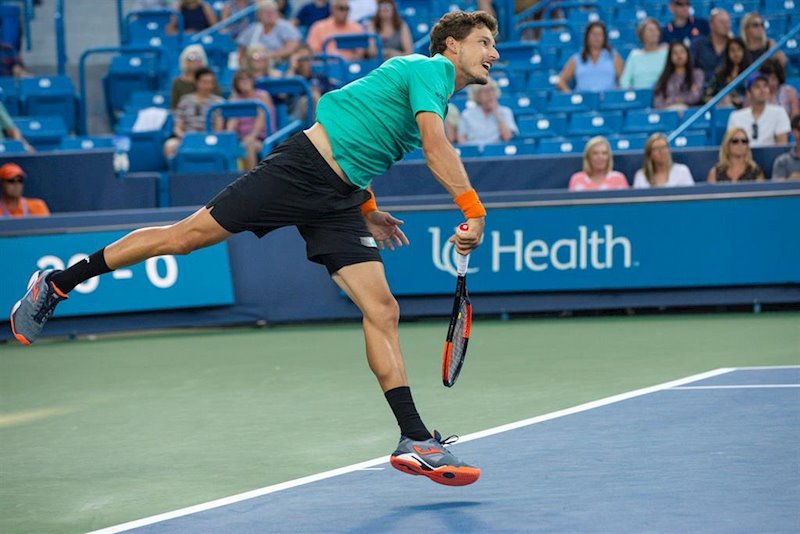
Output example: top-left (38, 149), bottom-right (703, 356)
top-left (455, 27), bottom-right (498, 86)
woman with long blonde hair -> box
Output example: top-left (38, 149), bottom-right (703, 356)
top-left (633, 133), bottom-right (695, 188)
top-left (707, 127), bottom-right (765, 182)
top-left (740, 12), bottom-right (786, 67)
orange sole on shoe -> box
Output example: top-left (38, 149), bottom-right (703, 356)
top-left (390, 456), bottom-right (481, 486)
top-left (9, 302), bottom-right (31, 346)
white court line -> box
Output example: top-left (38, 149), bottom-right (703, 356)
top-left (729, 365), bottom-right (800, 370)
top-left (89, 367), bottom-right (737, 534)
top-left (672, 384), bottom-right (800, 390)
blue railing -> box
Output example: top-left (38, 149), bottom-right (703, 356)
top-left (669, 21), bottom-right (800, 145)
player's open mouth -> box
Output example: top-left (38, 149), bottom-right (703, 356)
top-left (481, 62), bottom-right (491, 73)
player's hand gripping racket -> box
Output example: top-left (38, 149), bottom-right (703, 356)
top-left (442, 223), bottom-right (472, 388)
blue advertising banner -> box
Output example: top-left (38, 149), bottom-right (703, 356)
top-left (1, 231), bottom-right (234, 317)
top-left (382, 196), bottom-right (800, 295)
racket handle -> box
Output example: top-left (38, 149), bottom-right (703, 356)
top-left (456, 223), bottom-right (471, 276)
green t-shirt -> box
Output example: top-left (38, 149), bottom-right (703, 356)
top-left (316, 53), bottom-right (456, 189)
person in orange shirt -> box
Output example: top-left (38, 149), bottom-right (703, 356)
top-left (306, 0), bottom-right (369, 60)
top-left (0, 163), bottom-right (50, 217)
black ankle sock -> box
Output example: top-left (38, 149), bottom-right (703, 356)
top-left (49, 248), bottom-right (112, 293)
top-left (384, 386), bottom-right (431, 441)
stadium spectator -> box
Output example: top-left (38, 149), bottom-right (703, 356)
top-left (366, 0), bottom-right (413, 59)
top-left (170, 44), bottom-right (221, 109)
top-left (740, 12), bottom-right (786, 68)
top-left (690, 8), bottom-right (730, 86)
top-left (0, 102), bottom-right (34, 152)
top-left (653, 41), bottom-right (704, 111)
top-left (133, 0), bottom-right (171, 8)
top-left (293, 0), bottom-right (330, 33)
top-left (457, 80), bottom-right (517, 145)
top-left (0, 163), bottom-right (49, 217)
top-left (620, 18), bottom-right (668, 90)
top-left (703, 37), bottom-right (751, 108)
top-left (757, 59), bottom-right (800, 119)
top-left (164, 67), bottom-right (225, 159)
top-left (661, 0), bottom-right (709, 47)
top-left (307, 0), bottom-right (369, 60)
top-left (633, 133), bottom-right (695, 188)
top-left (274, 0), bottom-right (291, 19)
top-left (445, 103), bottom-right (460, 144)
top-left (221, 0), bottom-right (256, 39)
top-left (707, 127), bottom-right (765, 182)
top-left (557, 21), bottom-right (623, 93)
top-left (242, 43), bottom-right (283, 78)
top-left (771, 114), bottom-right (800, 181)
top-left (237, 0), bottom-right (301, 63)
top-left (727, 73), bottom-right (790, 147)
top-left (227, 70), bottom-right (275, 170)
top-left (568, 136), bottom-right (629, 191)
top-left (0, 43), bottom-right (30, 77)
top-left (168, 0), bottom-right (218, 34)
top-left (284, 45), bottom-right (332, 122)
top-left (347, 0), bottom-right (377, 23)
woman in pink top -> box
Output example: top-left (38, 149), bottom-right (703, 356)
top-left (568, 136), bottom-right (629, 191)
top-left (226, 70), bottom-right (276, 170)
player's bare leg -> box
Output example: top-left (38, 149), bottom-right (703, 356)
top-left (332, 261), bottom-right (480, 486)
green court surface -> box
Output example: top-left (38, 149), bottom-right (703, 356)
top-left (1, 312), bottom-right (798, 533)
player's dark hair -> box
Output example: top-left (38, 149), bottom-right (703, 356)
top-left (429, 10), bottom-right (497, 56)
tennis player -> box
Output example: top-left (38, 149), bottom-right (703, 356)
top-left (11, 10), bottom-right (497, 486)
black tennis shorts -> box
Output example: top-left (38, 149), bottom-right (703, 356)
top-left (206, 133), bottom-right (382, 275)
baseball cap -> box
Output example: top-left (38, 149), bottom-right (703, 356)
top-left (0, 162), bottom-right (26, 180)
top-left (745, 72), bottom-right (768, 91)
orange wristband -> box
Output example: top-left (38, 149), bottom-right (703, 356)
top-left (360, 190), bottom-right (378, 216)
top-left (454, 189), bottom-right (486, 219)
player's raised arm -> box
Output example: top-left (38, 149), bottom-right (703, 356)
top-left (417, 111), bottom-right (485, 255)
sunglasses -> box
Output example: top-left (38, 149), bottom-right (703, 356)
top-left (751, 123), bottom-right (759, 140)
top-left (3, 177), bottom-right (24, 183)
top-left (730, 137), bottom-right (749, 144)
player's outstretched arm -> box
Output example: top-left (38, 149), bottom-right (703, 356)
top-left (416, 111), bottom-right (485, 255)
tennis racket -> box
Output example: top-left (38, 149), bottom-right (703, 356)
top-left (442, 223), bottom-right (472, 388)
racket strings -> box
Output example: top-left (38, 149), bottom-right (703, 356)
top-left (448, 300), bottom-right (469, 376)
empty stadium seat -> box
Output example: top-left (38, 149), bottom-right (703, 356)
top-left (600, 89), bottom-right (654, 111)
top-left (0, 139), bottom-right (27, 154)
top-left (103, 53), bottom-right (161, 123)
top-left (453, 144), bottom-right (482, 158)
top-left (548, 91), bottom-right (601, 114)
top-left (570, 111), bottom-right (623, 136)
top-left (670, 131), bottom-right (708, 148)
top-left (481, 140), bottom-right (537, 157)
top-left (517, 114), bottom-right (565, 138)
top-left (125, 90), bottom-right (170, 112)
top-left (115, 110), bottom-right (172, 172)
top-left (608, 134), bottom-right (648, 152)
top-left (19, 75), bottom-right (78, 132)
top-left (60, 135), bottom-right (117, 150)
top-left (195, 33), bottom-right (237, 71)
top-left (538, 137), bottom-right (585, 155)
top-left (15, 116), bottom-right (68, 151)
top-left (321, 33), bottom-right (383, 84)
top-left (124, 9), bottom-right (176, 45)
top-left (623, 109), bottom-right (680, 134)
top-left (172, 132), bottom-right (243, 173)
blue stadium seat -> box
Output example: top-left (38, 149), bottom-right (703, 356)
top-left (517, 114), bottom-right (565, 138)
top-left (0, 76), bottom-right (20, 115)
top-left (718, 0), bottom-right (761, 16)
top-left (623, 109), bottom-right (680, 134)
top-left (538, 30), bottom-right (575, 50)
top-left (481, 140), bottom-right (537, 157)
top-left (538, 136), bottom-right (586, 154)
top-left (453, 144), bottom-right (482, 158)
top-left (15, 116), bottom-right (68, 151)
top-left (712, 106), bottom-right (736, 140)
top-left (569, 111), bottom-right (623, 136)
top-left (254, 76), bottom-right (314, 132)
top-left (764, 0), bottom-right (797, 11)
top-left (527, 71), bottom-right (560, 92)
top-left (0, 139), bottom-right (26, 154)
top-left (670, 131), bottom-right (708, 148)
top-left (608, 133), bottom-right (648, 152)
top-left (19, 75), bottom-right (78, 132)
top-left (0, 4), bottom-right (22, 51)
top-left (115, 110), bottom-right (173, 172)
top-left (124, 9), bottom-right (175, 45)
top-left (103, 53), bottom-right (161, 123)
top-left (600, 89), bottom-right (654, 111)
top-left (195, 33), bottom-right (237, 71)
top-left (548, 91), bottom-right (601, 113)
top-left (173, 132), bottom-right (243, 173)
top-left (321, 33), bottom-right (383, 83)
top-left (508, 93), bottom-right (538, 116)
top-left (60, 135), bottom-right (117, 150)
top-left (402, 147), bottom-right (425, 161)
top-left (125, 90), bottom-right (170, 112)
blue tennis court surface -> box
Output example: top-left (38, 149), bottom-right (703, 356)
top-left (95, 367), bottom-right (800, 533)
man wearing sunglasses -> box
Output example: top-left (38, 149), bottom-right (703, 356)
top-left (0, 163), bottom-right (49, 218)
top-left (662, 0), bottom-right (709, 47)
top-left (727, 73), bottom-right (790, 147)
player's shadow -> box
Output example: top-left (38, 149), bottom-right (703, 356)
top-left (401, 500), bottom-right (483, 512)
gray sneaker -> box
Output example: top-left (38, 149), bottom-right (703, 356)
top-left (10, 269), bottom-right (68, 345)
top-left (390, 430), bottom-right (480, 486)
